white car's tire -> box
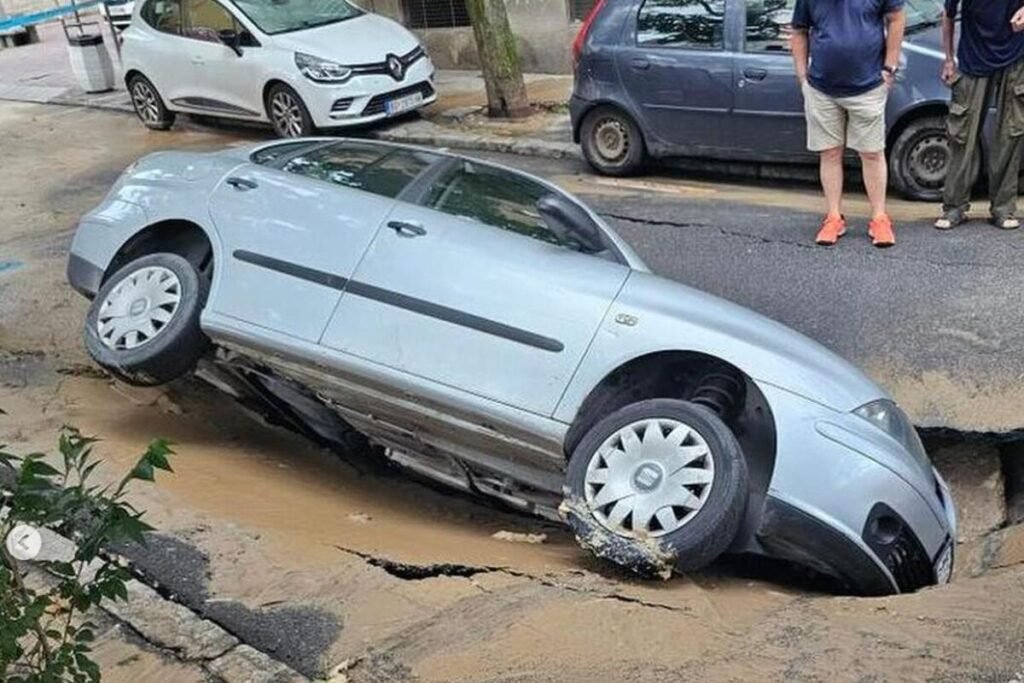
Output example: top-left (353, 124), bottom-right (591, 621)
top-left (564, 399), bottom-right (748, 575)
top-left (84, 253), bottom-right (209, 386)
top-left (266, 83), bottom-right (315, 138)
top-left (128, 74), bottom-right (176, 131)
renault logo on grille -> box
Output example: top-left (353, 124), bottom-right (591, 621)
top-left (386, 54), bottom-right (405, 81)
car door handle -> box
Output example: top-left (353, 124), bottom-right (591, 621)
top-left (387, 220), bottom-right (426, 237)
top-left (631, 57), bottom-right (650, 70)
top-left (225, 177), bottom-right (258, 191)
top-left (743, 68), bottom-right (768, 81)
top-left (191, 56), bottom-right (205, 65)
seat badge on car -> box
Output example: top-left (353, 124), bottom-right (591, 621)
top-left (387, 54), bottom-right (405, 81)
top-left (614, 313), bottom-right (638, 327)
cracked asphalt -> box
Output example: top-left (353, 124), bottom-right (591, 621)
top-left (3, 101), bottom-right (1024, 682)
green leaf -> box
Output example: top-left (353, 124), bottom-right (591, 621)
top-left (128, 459), bottom-right (154, 482)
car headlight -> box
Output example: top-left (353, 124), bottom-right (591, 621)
top-left (295, 52), bottom-right (352, 83)
top-left (854, 399), bottom-right (930, 472)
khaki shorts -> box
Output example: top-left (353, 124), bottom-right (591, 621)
top-left (802, 81), bottom-right (888, 153)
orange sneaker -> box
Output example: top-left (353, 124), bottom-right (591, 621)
top-left (815, 214), bottom-right (847, 246)
top-left (868, 215), bottom-right (895, 248)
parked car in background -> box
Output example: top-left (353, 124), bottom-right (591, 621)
top-left (99, 0), bottom-right (135, 31)
top-left (67, 138), bottom-right (956, 594)
top-left (571, 0), bottom-right (979, 201)
top-left (121, 0), bottom-right (435, 137)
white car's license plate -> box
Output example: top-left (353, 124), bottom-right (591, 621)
top-left (385, 92), bottom-right (423, 116)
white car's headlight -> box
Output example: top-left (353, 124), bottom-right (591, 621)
top-left (854, 399), bottom-right (930, 473)
top-left (295, 52), bottom-right (352, 83)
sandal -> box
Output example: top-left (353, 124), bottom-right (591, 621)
top-left (991, 215), bottom-right (1021, 230)
top-left (934, 208), bottom-right (968, 230)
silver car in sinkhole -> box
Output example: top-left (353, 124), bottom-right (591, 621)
top-left (66, 137), bottom-right (956, 593)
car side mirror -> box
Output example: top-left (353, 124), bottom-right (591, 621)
top-left (218, 29), bottom-right (243, 56)
top-left (536, 193), bottom-right (605, 254)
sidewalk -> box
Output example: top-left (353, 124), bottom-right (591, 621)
top-left (0, 20), bottom-right (577, 158)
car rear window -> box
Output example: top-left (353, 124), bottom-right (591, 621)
top-left (249, 141), bottom-right (320, 166)
top-left (280, 142), bottom-right (438, 199)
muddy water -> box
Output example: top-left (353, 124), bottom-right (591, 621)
top-left (3, 100), bottom-right (1024, 681)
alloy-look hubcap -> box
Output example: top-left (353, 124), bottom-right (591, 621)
top-left (132, 81), bottom-right (160, 124)
top-left (584, 418), bottom-right (715, 538)
top-left (97, 266), bottom-right (181, 351)
top-left (270, 92), bottom-right (304, 137)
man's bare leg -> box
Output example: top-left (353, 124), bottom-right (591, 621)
top-left (859, 150), bottom-right (888, 219)
top-left (820, 146), bottom-right (845, 218)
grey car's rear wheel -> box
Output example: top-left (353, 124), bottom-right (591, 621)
top-left (128, 74), bottom-right (175, 131)
top-left (580, 105), bottom-right (646, 176)
top-left (85, 253), bottom-right (209, 386)
top-left (889, 115), bottom-right (981, 201)
top-left (266, 83), bottom-right (315, 138)
top-left (565, 399), bottom-right (748, 573)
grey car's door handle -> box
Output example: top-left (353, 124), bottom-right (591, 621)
top-left (387, 220), bottom-right (427, 237)
top-left (743, 68), bottom-right (768, 81)
top-left (226, 177), bottom-right (258, 191)
top-left (631, 57), bottom-right (650, 70)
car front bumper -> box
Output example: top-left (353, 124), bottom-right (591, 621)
top-left (299, 57), bottom-right (437, 129)
top-left (754, 383), bottom-right (957, 595)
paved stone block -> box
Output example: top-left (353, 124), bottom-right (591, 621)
top-left (208, 644), bottom-right (307, 683)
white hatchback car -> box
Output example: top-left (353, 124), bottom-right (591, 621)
top-left (120, 0), bottom-right (436, 136)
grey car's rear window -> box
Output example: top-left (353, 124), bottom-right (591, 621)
top-left (280, 142), bottom-right (439, 199)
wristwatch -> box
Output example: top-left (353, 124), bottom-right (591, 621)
top-left (883, 65), bottom-right (899, 76)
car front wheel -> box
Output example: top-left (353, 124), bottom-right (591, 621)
top-left (889, 115), bottom-right (981, 201)
top-left (84, 253), bottom-right (209, 386)
top-left (128, 74), bottom-right (175, 131)
top-left (266, 83), bottom-right (315, 138)
top-left (580, 105), bottom-right (646, 176)
top-left (563, 399), bottom-right (748, 575)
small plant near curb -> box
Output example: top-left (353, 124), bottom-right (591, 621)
top-left (0, 409), bottom-right (174, 682)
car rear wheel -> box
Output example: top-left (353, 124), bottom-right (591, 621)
top-left (128, 74), bottom-right (175, 131)
top-left (84, 253), bottom-right (209, 386)
top-left (266, 83), bottom-right (315, 138)
top-left (580, 105), bottom-right (646, 176)
top-left (564, 399), bottom-right (748, 574)
top-left (889, 115), bottom-right (981, 202)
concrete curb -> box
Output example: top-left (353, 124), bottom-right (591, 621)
top-left (28, 526), bottom-right (309, 682)
top-left (371, 124), bottom-right (582, 161)
top-left (0, 87), bottom-right (579, 162)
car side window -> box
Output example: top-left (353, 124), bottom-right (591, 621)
top-left (281, 142), bottom-right (438, 199)
top-left (637, 0), bottom-right (726, 50)
top-left (745, 0), bottom-right (795, 53)
top-left (423, 162), bottom-right (568, 248)
top-left (182, 0), bottom-right (237, 42)
top-left (141, 0), bottom-right (182, 34)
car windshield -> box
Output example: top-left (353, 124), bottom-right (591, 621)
top-left (904, 0), bottom-right (943, 31)
top-left (229, 0), bottom-right (362, 35)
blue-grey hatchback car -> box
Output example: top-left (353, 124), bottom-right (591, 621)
top-left (571, 0), bottom-right (978, 201)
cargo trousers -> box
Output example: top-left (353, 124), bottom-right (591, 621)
top-left (943, 58), bottom-right (1024, 221)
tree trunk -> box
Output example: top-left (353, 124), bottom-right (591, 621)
top-left (464, 0), bottom-right (530, 119)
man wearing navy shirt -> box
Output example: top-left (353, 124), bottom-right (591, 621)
top-left (791, 0), bottom-right (906, 248)
top-left (935, 0), bottom-right (1024, 231)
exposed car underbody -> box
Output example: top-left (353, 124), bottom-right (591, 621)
top-left (195, 345), bottom-right (755, 525)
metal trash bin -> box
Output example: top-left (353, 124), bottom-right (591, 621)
top-left (67, 33), bottom-right (114, 93)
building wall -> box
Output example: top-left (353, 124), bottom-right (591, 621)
top-left (365, 0), bottom-right (580, 74)
top-left (0, 0), bottom-right (54, 18)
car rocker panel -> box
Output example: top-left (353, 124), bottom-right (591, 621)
top-left (66, 139), bottom-right (957, 595)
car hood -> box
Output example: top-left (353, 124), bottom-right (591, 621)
top-left (269, 13), bottom-right (419, 65)
top-left (616, 271), bottom-right (886, 413)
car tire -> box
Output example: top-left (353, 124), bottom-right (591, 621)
top-left (127, 74), bottom-right (176, 131)
top-left (580, 105), bottom-right (646, 176)
top-left (565, 399), bottom-right (748, 573)
top-left (84, 253), bottom-right (210, 387)
top-left (266, 83), bottom-right (315, 138)
top-left (889, 115), bottom-right (981, 202)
